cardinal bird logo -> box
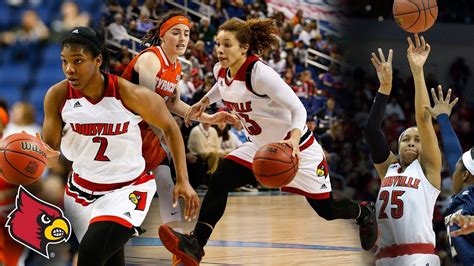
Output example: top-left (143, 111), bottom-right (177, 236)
top-left (316, 159), bottom-right (329, 179)
top-left (129, 191), bottom-right (147, 211)
top-left (5, 186), bottom-right (71, 259)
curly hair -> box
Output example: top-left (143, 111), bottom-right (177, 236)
top-left (218, 18), bottom-right (279, 55)
top-left (141, 9), bottom-right (189, 46)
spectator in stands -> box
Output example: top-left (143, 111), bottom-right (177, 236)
top-left (385, 97), bottom-right (406, 121)
top-left (52, 2), bottom-right (90, 34)
top-left (230, 121), bottom-right (247, 144)
top-left (268, 51), bottom-right (286, 75)
top-left (107, 13), bottom-right (131, 47)
top-left (214, 122), bottom-right (242, 155)
top-left (196, 17), bottom-right (217, 44)
top-left (188, 121), bottom-right (222, 175)
top-left (178, 73), bottom-right (196, 104)
top-left (1, 10), bottom-right (49, 62)
top-left (136, 11), bottom-right (154, 34)
top-left (140, 0), bottom-right (158, 20)
top-left (314, 97), bottom-right (342, 135)
top-left (126, 0), bottom-right (141, 20)
top-left (319, 63), bottom-right (342, 95)
top-left (298, 23), bottom-right (313, 46)
top-left (3, 102), bottom-right (41, 137)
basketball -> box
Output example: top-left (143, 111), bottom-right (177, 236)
top-left (252, 143), bottom-right (299, 188)
top-left (393, 0), bottom-right (438, 33)
top-left (0, 133), bottom-right (47, 185)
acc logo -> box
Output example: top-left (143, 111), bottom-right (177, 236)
top-left (129, 191), bottom-right (147, 211)
top-left (316, 159), bottom-right (329, 179)
top-left (5, 186), bottom-right (71, 259)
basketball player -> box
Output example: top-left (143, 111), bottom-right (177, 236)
top-left (41, 27), bottom-right (199, 266)
top-left (0, 102), bottom-right (29, 266)
top-left (365, 34), bottom-right (441, 265)
top-left (121, 11), bottom-right (235, 263)
top-left (157, 18), bottom-right (377, 265)
top-left (423, 86), bottom-right (474, 264)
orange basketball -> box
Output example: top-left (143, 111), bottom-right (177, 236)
top-left (393, 0), bottom-right (438, 33)
top-left (0, 133), bottom-right (47, 185)
top-left (252, 143), bottom-right (299, 188)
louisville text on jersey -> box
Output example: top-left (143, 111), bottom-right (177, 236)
top-left (381, 175), bottom-right (420, 189)
top-left (222, 100), bottom-right (253, 113)
top-left (70, 122), bottom-right (130, 136)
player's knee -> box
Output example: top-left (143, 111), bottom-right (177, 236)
top-left (307, 198), bottom-right (338, 221)
top-left (78, 235), bottom-right (106, 265)
top-left (207, 170), bottom-right (232, 193)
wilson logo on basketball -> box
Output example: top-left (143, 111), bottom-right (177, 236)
top-left (21, 142), bottom-right (47, 158)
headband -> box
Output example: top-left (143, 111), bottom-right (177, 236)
top-left (159, 16), bottom-right (190, 37)
top-left (0, 107), bottom-right (8, 127)
top-left (67, 27), bottom-right (102, 51)
top-left (462, 148), bottom-right (474, 175)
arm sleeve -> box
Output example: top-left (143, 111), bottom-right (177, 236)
top-left (252, 62), bottom-right (306, 132)
top-left (204, 83), bottom-right (222, 104)
top-left (436, 114), bottom-right (462, 174)
top-left (363, 92), bottom-right (391, 164)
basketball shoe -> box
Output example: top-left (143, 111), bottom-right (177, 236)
top-left (159, 225), bottom-right (204, 266)
top-left (357, 201), bottom-right (378, 250)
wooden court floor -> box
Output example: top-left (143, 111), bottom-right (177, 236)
top-left (125, 192), bottom-right (374, 265)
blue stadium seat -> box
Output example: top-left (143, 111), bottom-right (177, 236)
top-left (42, 44), bottom-right (62, 67)
top-left (0, 64), bottom-right (30, 88)
top-left (0, 87), bottom-right (23, 105)
top-left (35, 66), bottom-right (65, 88)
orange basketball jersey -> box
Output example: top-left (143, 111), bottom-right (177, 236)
top-left (122, 46), bottom-right (182, 100)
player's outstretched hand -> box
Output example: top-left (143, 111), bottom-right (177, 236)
top-left (35, 132), bottom-right (60, 167)
top-left (184, 101), bottom-right (208, 127)
top-left (208, 112), bottom-right (239, 125)
top-left (407, 33), bottom-right (431, 74)
top-left (173, 180), bottom-right (200, 222)
top-left (423, 85), bottom-right (459, 119)
top-left (371, 48), bottom-right (393, 87)
top-left (449, 213), bottom-right (474, 237)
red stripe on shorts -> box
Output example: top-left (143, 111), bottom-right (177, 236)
top-left (225, 155), bottom-right (252, 169)
top-left (375, 243), bottom-right (435, 260)
top-left (90, 215), bottom-right (133, 228)
top-left (73, 171), bottom-right (149, 192)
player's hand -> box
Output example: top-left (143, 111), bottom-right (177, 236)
top-left (173, 180), bottom-right (200, 221)
top-left (208, 112), bottom-right (239, 124)
top-left (280, 138), bottom-right (300, 161)
top-left (449, 213), bottom-right (474, 237)
top-left (371, 48), bottom-right (393, 87)
top-left (407, 34), bottom-right (431, 73)
top-left (35, 132), bottom-right (60, 167)
top-left (184, 101), bottom-right (208, 127)
top-left (423, 85), bottom-right (459, 119)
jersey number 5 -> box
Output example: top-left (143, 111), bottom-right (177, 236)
top-left (92, 137), bottom-right (110, 161)
top-left (378, 190), bottom-right (405, 219)
top-left (238, 113), bottom-right (262, 135)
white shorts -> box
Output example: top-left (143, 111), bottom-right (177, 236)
top-left (64, 172), bottom-right (156, 242)
top-left (376, 254), bottom-right (440, 266)
top-left (226, 136), bottom-right (332, 199)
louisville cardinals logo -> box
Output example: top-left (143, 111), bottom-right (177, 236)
top-left (129, 191), bottom-right (147, 211)
top-left (5, 186), bottom-right (71, 258)
top-left (316, 159), bottom-right (329, 179)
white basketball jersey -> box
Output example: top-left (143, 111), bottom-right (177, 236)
top-left (376, 159), bottom-right (440, 250)
top-left (215, 56), bottom-right (299, 147)
top-left (60, 74), bottom-right (145, 183)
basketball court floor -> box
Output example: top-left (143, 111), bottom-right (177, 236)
top-left (125, 191), bottom-right (374, 265)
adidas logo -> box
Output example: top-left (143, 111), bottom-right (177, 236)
top-left (123, 212), bottom-right (132, 218)
top-left (320, 184), bottom-right (327, 189)
top-left (73, 101), bottom-right (82, 108)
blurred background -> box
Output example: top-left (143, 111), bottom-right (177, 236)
top-left (0, 0), bottom-right (472, 265)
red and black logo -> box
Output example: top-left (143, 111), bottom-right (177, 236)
top-left (6, 186), bottom-right (71, 259)
top-left (316, 159), bottom-right (329, 179)
top-left (129, 191), bottom-right (147, 211)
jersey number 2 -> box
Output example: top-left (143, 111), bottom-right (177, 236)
top-left (378, 190), bottom-right (405, 219)
top-left (92, 137), bottom-right (110, 161)
top-left (238, 113), bottom-right (262, 135)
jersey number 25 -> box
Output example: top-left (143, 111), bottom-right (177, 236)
top-left (378, 190), bottom-right (405, 219)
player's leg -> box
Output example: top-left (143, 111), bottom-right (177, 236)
top-left (159, 157), bottom-right (256, 266)
top-left (155, 162), bottom-right (183, 232)
top-left (77, 221), bottom-right (134, 266)
top-left (286, 141), bottom-right (377, 250)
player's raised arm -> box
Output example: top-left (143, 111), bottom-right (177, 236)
top-left (364, 48), bottom-right (397, 178)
